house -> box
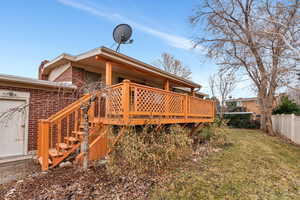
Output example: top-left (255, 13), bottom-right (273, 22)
top-left (0, 46), bottom-right (215, 170)
top-left (225, 96), bottom-right (283, 119)
top-left (225, 97), bottom-right (261, 117)
top-left (287, 88), bottom-right (300, 105)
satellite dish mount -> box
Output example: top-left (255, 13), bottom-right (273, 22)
top-left (113, 24), bottom-right (133, 52)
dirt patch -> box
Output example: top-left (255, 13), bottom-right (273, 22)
top-left (0, 163), bottom-right (157, 200)
top-left (0, 159), bottom-right (39, 185)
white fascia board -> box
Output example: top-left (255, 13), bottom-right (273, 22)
top-left (0, 73), bottom-right (77, 89)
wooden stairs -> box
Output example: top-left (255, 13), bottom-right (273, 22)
top-left (37, 93), bottom-right (110, 170)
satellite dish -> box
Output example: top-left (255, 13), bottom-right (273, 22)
top-left (113, 24), bottom-right (133, 52)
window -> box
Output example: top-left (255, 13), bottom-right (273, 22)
top-left (86, 71), bottom-right (101, 84)
top-left (118, 77), bottom-right (124, 83)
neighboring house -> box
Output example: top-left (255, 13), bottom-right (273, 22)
top-left (226, 97), bottom-right (261, 117)
top-left (225, 96), bottom-right (283, 119)
top-left (0, 46), bottom-right (215, 169)
top-left (287, 88), bottom-right (300, 105)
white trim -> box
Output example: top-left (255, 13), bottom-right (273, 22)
top-left (0, 73), bottom-right (77, 89)
top-left (0, 90), bottom-right (30, 157)
top-left (0, 154), bottom-right (33, 164)
top-left (225, 98), bottom-right (257, 102)
top-left (224, 112), bottom-right (254, 114)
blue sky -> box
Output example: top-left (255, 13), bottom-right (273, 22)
top-left (0, 0), bottom-right (254, 97)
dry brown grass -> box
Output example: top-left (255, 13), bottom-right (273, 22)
top-left (107, 124), bottom-right (193, 175)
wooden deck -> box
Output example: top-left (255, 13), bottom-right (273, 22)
top-left (37, 80), bottom-right (215, 170)
top-left (98, 80), bottom-right (214, 125)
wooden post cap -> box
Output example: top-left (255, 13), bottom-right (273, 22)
top-left (123, 79), bottom-right (131, 83)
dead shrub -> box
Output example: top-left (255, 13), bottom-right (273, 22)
top-left (192, 123), bottom-right (231, 149)
top-left (107, 124), bottom-right (193, 175)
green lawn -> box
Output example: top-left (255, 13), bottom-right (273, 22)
top-left (151, 129), bottom-right (300, 200)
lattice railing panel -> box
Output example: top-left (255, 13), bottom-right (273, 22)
top-left (168, 95), bottom-right (184, 114)
top-left (135, 87), bottom-right (167, 113)
top-left (189, 97), bottom-right (214, 116)
top-left (107, 86), bottom-right (123, 114)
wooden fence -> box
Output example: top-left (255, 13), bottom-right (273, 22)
top-left (272, 114), bottom-right (300, 145)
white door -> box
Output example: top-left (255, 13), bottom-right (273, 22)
top-left (0, 99), bottom-right (26, 158)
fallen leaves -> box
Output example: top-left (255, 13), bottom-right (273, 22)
top-left (0, 164), bottom-right (158, 200)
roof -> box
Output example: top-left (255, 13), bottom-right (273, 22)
top-left (42, 46), bottom-right (201, 89)
top-left (0, 73), bottom-right (77, 89)
top-left (224, 112), bottom-right (254, 114)
top-left (173, 87), bottom-right (208, 96)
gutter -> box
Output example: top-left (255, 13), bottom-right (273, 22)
top-left (0, 73), bottom-right (77, 89)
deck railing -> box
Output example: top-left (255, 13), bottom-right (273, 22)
top-left (104, 80), bottom-right (215, 124)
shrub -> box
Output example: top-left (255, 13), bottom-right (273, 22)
top-left (272, 96), bottom-right (300, 115)
top-left (224, 113), bottom-right (260, 129)
top-left (214, 117), bottom-right (229, 127)
top-left (107, 124), bottom-right (193, 175)
top-left (192, 123), bottom-right (231, 148)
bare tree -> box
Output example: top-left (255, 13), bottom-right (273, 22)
top-left (190, 0), bottom-right (300, 135)
top-left (209, 71), bottom-right (236, 118)
top-left (156, 53), bottom-right (192, 79)
top-left (0, 103), bottom-right (29, 127)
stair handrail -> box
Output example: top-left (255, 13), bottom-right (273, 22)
top-left (47, 93), bottom-right (92, 123)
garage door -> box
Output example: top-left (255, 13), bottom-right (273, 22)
top-left (0, 99), bottom-right (26, 158)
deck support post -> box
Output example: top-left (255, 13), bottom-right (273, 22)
top-left (164, 80), bottom-right (170, 115)
top-left (40, 120), bottom-right (50, 171)
top-left (189, 123), bottom-right (203, 137)
top-left (122, 80), bottom-right (130, 124)
top-left (185, 94), bottom-right (189, 121)
top-left (106, 62), bottom-right (112, 86)
top-left (191, 88), bottom-right (195, 96)
top-left (164, 79), bottom-right (170, 91)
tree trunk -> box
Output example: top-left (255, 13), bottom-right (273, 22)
top-left (259, 93), bottom-right (275, 136)
top-left (81, 105), bottom-right (89, 170)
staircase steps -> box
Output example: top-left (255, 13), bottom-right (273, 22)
top-left (73, 131), bottom-right (85, 139)
top-left (49, 148), bottom-right (63, 157)
top-left (57, 143), bottom-right (71, 150)
top-left (38, 98), bottom-right (108, 170)
top-left (49, 142), bottom-right (81, 169)
top-left (64, 136), bottom-right (79, 144)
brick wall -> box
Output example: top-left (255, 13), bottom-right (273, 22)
top-left (72, 67), bottom-right (86, 89)
top-left (242, 101), bottom-right (261, 115)
top-left (52, 66), bottom-right (87, 89)
top-left (0, 85), bottom-right (77, 151)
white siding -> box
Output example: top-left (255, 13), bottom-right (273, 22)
top-left (48, 63), bottom-right (71, 81)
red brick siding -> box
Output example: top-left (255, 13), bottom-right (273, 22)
top-left (40, 65), bottom-right (86, 87)
top-left (0, 85), bottom-right (77, 151)
top-left (72, 67), bottom-right (86, 88)
top-left (52, 66), bottom-right (101, 90)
